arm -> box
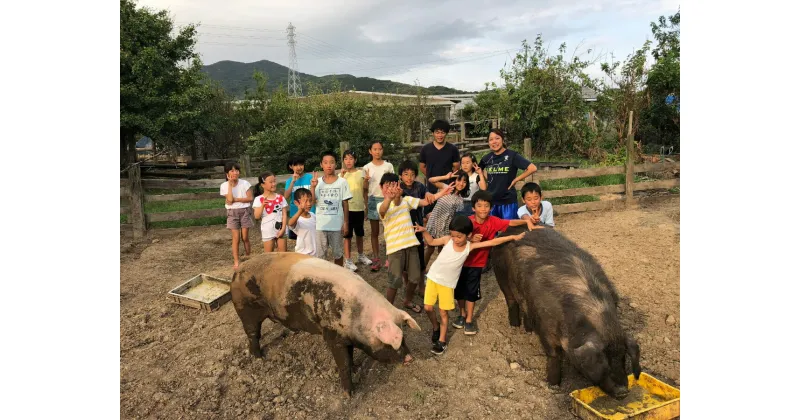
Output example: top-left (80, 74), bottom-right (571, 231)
top-left (341, 199), bottom-right (349, 234)
top-left (289, 207), bottom-right (303, 229)
top-left (509, 162), bottom-right (538, 190)
top-left (277, 206), bottom-right (288, 237)
top-left (476, 167), bottom-right (488, 190)
top-left (283, 175), bottom-right (297, 200)
top-left (237, 187), bottom-right (254, 204)
top-left (509, 218), bottom-right (538, 231)
top-left (428, 172), bottom-right (453, 184)
top-left (225, 182), bottom-right (234, 205)
top-left (418, 183), bottom-right (453, 207)
top-left (471, 232), bottom-right (526, 250)
top-left (414, 225), bottom-right (450, 247)
top-left (253, 203), bottom-right (264, 220)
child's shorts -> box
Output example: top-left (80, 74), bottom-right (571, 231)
top-left (226, 208), bottom-right (254, 230)
top-left (343, 211), bottom-right (365, 239)
top-left (261, 221), bottom-right (284, 241)
top-left (424, 279), bottom-right (455, 311)
top-left (318, 230), bottom-right (344, 260)
top-left (387, 247), bottom-right (421, 289)
top-left (454, 266), bottom-right (482, 302)
top-left (490, 202), bottom-right (519, 220)
top-left (367, 196), bottom-right (382, 221)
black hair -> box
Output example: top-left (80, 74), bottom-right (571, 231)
top-left (520, 182), bottom-right (543, 198)
top-left (450, 170), bottom-right (470, 198)
top-left (293, 187), bottom-right (312, 203)
top-left (449, 215), bottom-right (474, 235)
top-left (430, 119), bottom-right (451, 133)
top-left (398, 159), bottom-right (418, 178)
top-left (380, 172), bottom-right (399, 187)
top-left (343, 149), bottom-right (356, 161)
top-left (321, 150), bottom-right (337, 162)
top-left (487, 128), bottom-right (508, 148)
top-left (224, 161), bottom-right (241, 179)
top-left (287, 155), bottom-right (305, 173)
top-left (471, 190), bottom-right (494, 209)
top-left (369, 140), bottom-right (384, 150)
top-left (253, 171), bottom-right (276, 197)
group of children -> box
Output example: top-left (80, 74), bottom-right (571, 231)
top-left (219, 134), bottom-right (557, 356)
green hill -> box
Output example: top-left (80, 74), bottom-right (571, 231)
top-left (201, 60), bottom-right (472, 98)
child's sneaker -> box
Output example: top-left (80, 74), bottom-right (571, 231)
top-left (358, 254), bottom-right (373, 265)
top-left (370, 258), bottom-right (381, 272)
top-left (431, 341), bottom-right (447, 355)
top-left (431, 329), bottom-right (440, 344)
top-left (344, 259), bottom-right (358, 271)
top-left (464, 322), bottom-right (478, 336)
top-left (452, 315), bottom-right (465, 329)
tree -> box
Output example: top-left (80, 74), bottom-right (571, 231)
top-left (640, 11), bottom-right (680, 150)
top-left (598, 41), bottom-right (651, 148)
top-left (475, 35), bottom-right (597, 155)
top-left (120, 0), bottom-right (201, 166)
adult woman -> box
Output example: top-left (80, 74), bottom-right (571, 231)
top-left (478, 129), bottom-right (538, 219)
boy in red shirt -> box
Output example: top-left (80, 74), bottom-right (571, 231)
top-left (451, 190), bottom-right (539, 335)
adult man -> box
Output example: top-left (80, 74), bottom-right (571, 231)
top-left (419, 119), bottom-right (461, 215)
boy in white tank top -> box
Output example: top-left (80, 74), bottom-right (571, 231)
top-left (415, 215), bottom-right (525, 355)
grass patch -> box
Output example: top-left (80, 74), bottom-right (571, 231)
top-left (145, 198), bottom-right (225, 213)
top-left (549, 195), bottom-right (600, 205)
top-left (121, 214), bottom-right (128, 224)
top-left (145, 187), bottom-right (219, 195)
top-left (149, 216), bottom-right (228, 229)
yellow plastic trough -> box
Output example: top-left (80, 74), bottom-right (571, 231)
top-left (569, 372), bottom-right (680, 420)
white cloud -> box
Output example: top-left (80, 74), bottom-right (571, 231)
top-left (135, 0), bottom-right (678, 91)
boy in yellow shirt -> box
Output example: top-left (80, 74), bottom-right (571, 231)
top-left (339, 149), bottom-right (373, 271)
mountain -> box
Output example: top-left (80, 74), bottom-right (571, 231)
top-left (201, 60), bottom-right (473, 98)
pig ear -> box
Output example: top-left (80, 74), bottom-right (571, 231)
top-left (626, 335), bottom-right (642, 380)
top-left (397, 311), bottom-right (422, 331)
top-left (374, 320), bottom-right (403, 350)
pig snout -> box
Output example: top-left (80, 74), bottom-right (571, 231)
top-left (611, 385), bottom-right (629, 400)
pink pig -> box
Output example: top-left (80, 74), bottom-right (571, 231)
top-left (230, 252), bottom-right (420, 396)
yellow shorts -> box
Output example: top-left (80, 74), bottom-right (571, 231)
top-left (423, 278), bottom-right (455, 311)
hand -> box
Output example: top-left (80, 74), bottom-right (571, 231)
top-left (277, 228), bottom-right (286, 237)
top-left (532, 215), bottom-right (541, 225)
top-left (381, 182), bottom-right (395, 199)
top-left (507, 178), bottom-right (517, 190)
top-left (392, 182), bottom-right (403, 198)
top-left (513, 233), bottom-right (526, 241)
top-left (440, 182), bottom-right (455, 196)
top-left (291, 171), bottom-right (300, 182)
top-left (310, 171), bottom-right (318, 188)
top-left (342, 222), bottom-right (348, 235)
top-left (413, 223), bottom-right (426, 233)
top-left (471, 234), bottom-right (483, 243)
top-left (364, 210), bottom-right (368, 221)
top-left (340, 166), bottom-right (347, 177)
top-left (424, 192), bottom-right (435, 203)
top-left (443, 171), bottom-right (453, 180)
top-left (363, 169), bottom-right (371, 184)
top-left (526, 219), bottom-right (535, 231)
top-left (475, 166), bottom-right (483, 176)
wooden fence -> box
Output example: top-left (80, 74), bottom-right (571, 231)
top-left (121, 130), bottom-right (679, 237)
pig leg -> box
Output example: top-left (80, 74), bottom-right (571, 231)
top-left (523, 311), bottom-right (535, 333)
top-left (492, 255), bottom-right (521, 327)
top-left (243, 317), bottom-right (264, 357)
top-left (323, 329), bottom-right (355, 397)
top-left (544, 346), bottom-right (563, 386)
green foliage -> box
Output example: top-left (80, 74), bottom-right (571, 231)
top-left (641, 11), bottom-right (680, 150)
top-left (244, 78), bottom-right (436, 172)
top-left (201, 60), bottom-right (473, 98)
top-left (120, 0), bottom-right (204, 164)
top-left (474, 35), bottom-right (597, 157)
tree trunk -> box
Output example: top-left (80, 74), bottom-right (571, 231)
top-left (121, 128), bottom-right (137, 167)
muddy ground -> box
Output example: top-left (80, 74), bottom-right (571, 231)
top-left (120, 195), bottom-right (680, 419)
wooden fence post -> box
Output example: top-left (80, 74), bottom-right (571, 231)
top-left (492, 118), bottom-right (498, 129)
top-left (625, 110), bottom-right (635, 206)
top-left (128, 165), bottom-right (147, 238)
top-left (460, 117), bottom-right (466, 141)
top-left (339, 141), bottom-right (349, 165)
top-left (239, 154), bottom-right (252, 178)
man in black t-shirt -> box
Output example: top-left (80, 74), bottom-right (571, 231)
top-left (419, 119), bottom-right (461, 214)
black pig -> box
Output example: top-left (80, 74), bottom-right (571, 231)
top-left (491, 226), bottom-right (641, 399)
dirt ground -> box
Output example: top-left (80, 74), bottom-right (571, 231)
top-left (120, 195), bottom-right (680, 419)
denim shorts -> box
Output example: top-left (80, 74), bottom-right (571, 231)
top-left (367, 195), bottom-right (383, 221)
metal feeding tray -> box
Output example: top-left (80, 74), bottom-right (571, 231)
top-left (167, 274), bottom-right (232, 312)
top-left (570, 372), bottom-right (680, 420)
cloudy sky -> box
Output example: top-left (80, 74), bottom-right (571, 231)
top-left (137, 0), bottom-right (679, 92)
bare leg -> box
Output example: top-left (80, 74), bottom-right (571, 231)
top-left (231, 229), bottom-right (240, 268)
top-left (263, 240), bottom-right (275, 253)
top-left (403, 282), bottom-right (417, 308)
top-left (465, 301), bottom-right (476, 323)
top-left (344, 237), bottom-right (352, 261)
top-left (438, 308), bottom-right (449, 342)
top-left (423, 246), bottom-right (436, 270)
top-left (458, 299), bottom-right (467, 317)
top-left (276, 238), bottom-right (287, 252)
top-left (386, 287), bottom-right (398, 305)
top-left (356, 235), bottom-right (364, 255)
top-left (424, 305), bottom-right (439, 331)
top-left (241, 228), bottom-right (251, 256)
top-left (370, 220), bottom-right (381, 259)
